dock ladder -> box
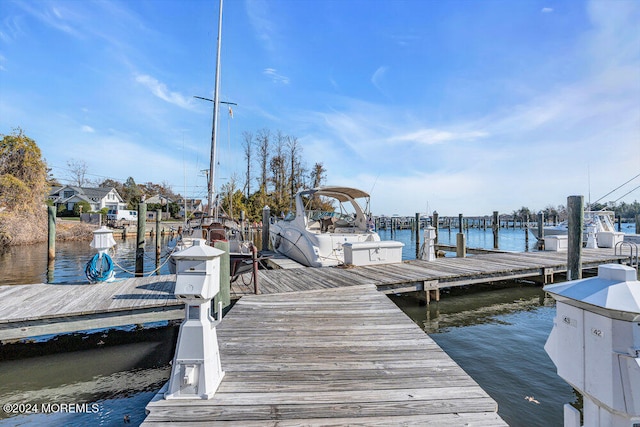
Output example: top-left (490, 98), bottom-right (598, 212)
top-left (615, 241), bottom-right (639, 271)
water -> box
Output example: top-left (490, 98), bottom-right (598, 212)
top-left (378, 225), bottom-right (540, 259)
top-left (389, 285), bottom-right (575, 426)
top-left (0, 328), bottom-right (177, 426)
top-left (0, 237), bottom-right (175, 286)
top-left (0, 225), bottom-right (636, 425)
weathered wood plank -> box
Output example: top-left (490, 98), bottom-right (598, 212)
top-left (143, 284), bottom-right (506, 425)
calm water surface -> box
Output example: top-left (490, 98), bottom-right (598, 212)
top-left (0, 225), bottom-right (636, 425)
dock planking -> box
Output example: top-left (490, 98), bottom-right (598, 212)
top-left (143, 284), bottom-right (507, 426)
top-left (232, 247), bottom-right (629, 297)
top-left (0, 247), bottom-right (629, 341)
top-left (0, 275), bottom-right (183, 341)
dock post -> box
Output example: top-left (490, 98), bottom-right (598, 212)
top-left (456, 232), bottom-right (466, 258)
top-left (415, 212), bottom-right (420, 258)
top-left (567, 195), bottom-right (584, 280)
top-left (155, 209), bottom-right (162, 269)
top-left (214, 240), bottom-right (230, 312)
top-left (458, 214), bottom-right (463, 234)
top-left (262, 205), bottom-right (270, 252)
top-left (252, 244), bottom-right (260, 295)
top-left (135, 202), bottom-right (147, 277)
top-left (537, 212), bottom-right (545, 250)
top-left (47, 205), bottom-right (56, 261)
top-left (492, 211), bottom-right (499, 249)
top-left (636, 214), bottom-right (640, 234)
top-left (432, 211), bottom-right (439, 244)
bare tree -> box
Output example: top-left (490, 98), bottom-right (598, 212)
top-left (287, 135), bottom-right (303, 208)
top-left (67, 159), bottom-right (88, 187)
top-left (242, 131), bottom-right (253, 200)
top-left (270, 131), bottom-right (289, 211)
top-left (255, 129), bottom-right (270, 193)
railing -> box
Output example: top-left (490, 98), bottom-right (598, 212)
top-left (615, 241), bottom-right (639, 271)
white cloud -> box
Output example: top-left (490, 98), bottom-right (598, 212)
top-left (13, 1), bottom-right (80, 37)
top-left (135, 74), bottom-right (194, 109)
top-left (246, 0), bottom-right (277, 52)
top-left (263, 68), bottom-right (290, 84)
top-left (371, 66), bottom-right (388, 93)
top-left (81, 125), bottom-right (94, 133)
top-left (541, 7), bottom-right (554, 13)
top-left (391, 129), bottom-right (489, 145)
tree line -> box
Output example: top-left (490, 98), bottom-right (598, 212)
top-left (1, 129), bottom-right (638, 246)
top-left (217, 129), bottom-right (328, 222)
top-left (511, 200), bottom-right (640, 222)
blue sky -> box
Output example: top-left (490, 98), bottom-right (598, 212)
top-left (1, 0), bottom-right (639, 216)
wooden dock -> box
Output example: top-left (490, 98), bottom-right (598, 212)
top-left (0, 247), bottom-right (630, 341)
top-left (232, 247), bottom-right (630, 298)
top-left (0, 275), bottom-right (183, 341)
top-left (143, 284), bottom-right (507, 426)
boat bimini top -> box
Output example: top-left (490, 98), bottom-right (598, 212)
top-left (298, 186), bottom-right (371, 202)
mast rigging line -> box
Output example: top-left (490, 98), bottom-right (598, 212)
top-left (593, 172), bottom-right (640, 205)
top-left (612, 183), bottom-right (640, 203)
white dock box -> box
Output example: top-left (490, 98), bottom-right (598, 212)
top-left (544, 264), bottom-right (640, 426)
top-left (544, 235), bottom-right (568, 252)
top-left (596, 231), bottom-right (625, 248)
top-left (343, 241), bottom-right (404, 266)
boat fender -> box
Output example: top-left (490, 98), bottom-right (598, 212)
top-left (273, 234), bottom-right (282, 249)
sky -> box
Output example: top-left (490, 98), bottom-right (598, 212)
top-left (1, 0), bottom-right (639, 216)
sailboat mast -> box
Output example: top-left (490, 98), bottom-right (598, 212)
top-left (208, 0), bottom-right (224, 219)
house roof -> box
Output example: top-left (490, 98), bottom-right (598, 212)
top-left (49, 186), bottom-right (122, 202)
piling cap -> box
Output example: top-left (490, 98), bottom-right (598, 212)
top-left (171, 238), bottom-right (225, 260)
top-left (90, 226), bottom-right (116, 251)
top-left (544, 264), bottom-right (640, 317)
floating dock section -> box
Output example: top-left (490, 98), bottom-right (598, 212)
top-left (143, 284), bottom-right (507, 426)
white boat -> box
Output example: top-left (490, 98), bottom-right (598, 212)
top-left (269, 186), bottom-right (402, 267)
top-left (529, 210), bottom-right (617, 239)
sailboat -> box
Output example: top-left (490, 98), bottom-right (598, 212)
top-left (168, 0), bottom-right (260, 281)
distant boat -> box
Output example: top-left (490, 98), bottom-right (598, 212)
top-left (269, 186), bottom-right (398, 267)
top-left (529, 210), bottom-right (617, 240)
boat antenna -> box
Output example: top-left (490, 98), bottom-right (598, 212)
top-left (208, 0), bottom-right (224, 220)
top-left (587, 163), bottom-right (591, 210)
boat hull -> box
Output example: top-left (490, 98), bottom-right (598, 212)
top-left (270, 223), bottom-right (379, 267)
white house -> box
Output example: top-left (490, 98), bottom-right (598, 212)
top-left (49, 186), bottom-right (126, 213)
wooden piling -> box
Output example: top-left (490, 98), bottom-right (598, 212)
top-left (262, 205), bottom-right (270, 252)
top-left (458, 213), bottom-right (463, 234)
top-left (252, 244), bottom-right (260, 295)
top-left (433, 211), bottom-right (439, 244)
top-left (415, 212), bottom-right (420, 258)
top-left (492, 211), bottom-right (499, 249)
top-left (567, 195), bottom-right (584, 280)
top-left (537, 212), bottom-right (545, 250)
top-left (47, 205), bottom-right (56, 261)
top-left (636, 214), bottom-right (640, 234)
top-left (135, 203), bottom-right (147, 277)
top-left (456, 232), bottom-right (466, 258)
top-left (214, 240), bottom-right (230, 312)
top-left (155, 209), bottom-right (162, 269)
